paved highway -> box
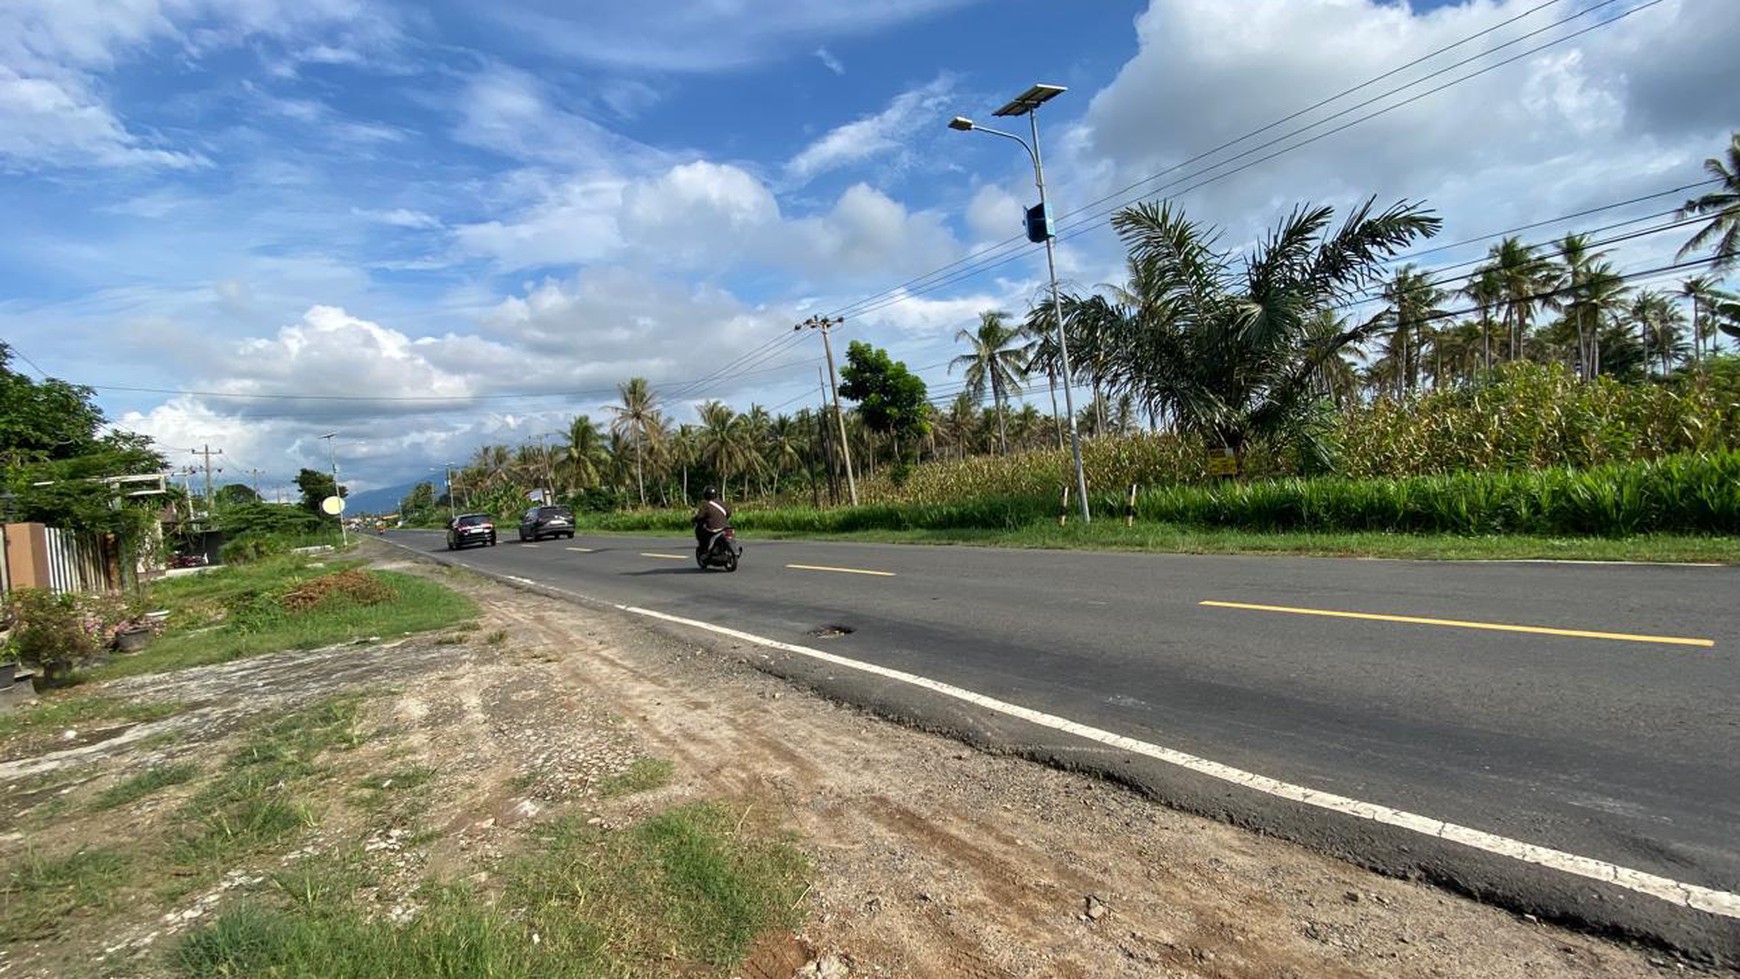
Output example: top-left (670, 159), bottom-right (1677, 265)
top-left (382, 529), bottom-right (1740, 958)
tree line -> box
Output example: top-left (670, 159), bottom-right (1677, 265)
top-left (411, 133), bottom-right (1740, 515)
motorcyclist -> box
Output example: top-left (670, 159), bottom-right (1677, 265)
top-left (693, 487), bottom-right (731, 550)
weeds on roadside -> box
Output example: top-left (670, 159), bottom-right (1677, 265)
top-left (596, 757), bottom-right (674, 799)
top-left (91, 762), bottom-right (200, 810)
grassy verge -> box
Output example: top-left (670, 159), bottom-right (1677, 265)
top-left (577, 521), bottom-right (1740, 564)
top-left (172, 802), bottom-right (807, 979)
top-left (87, 557), bottom-right (477, 681)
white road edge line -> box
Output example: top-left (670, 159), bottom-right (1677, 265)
top-left (616, 602), bottom-right (1740, 920)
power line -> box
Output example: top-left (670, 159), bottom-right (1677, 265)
top-left (821, 0), bottom-right (1585, 322)
top-left (835, 0), bottom-right (1667, 323)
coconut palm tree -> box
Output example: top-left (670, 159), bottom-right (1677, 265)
top-left (1558, 233), bottom-right (1629, 379)
top-left (764, 414), bottom-right (804, 497)
top-left (1630, 290), bottom-right (1689, 376)
top-left (1478, 236), bottom-right (1561, 362)
top-left (1098, 196), bottom-right (1441, 468)
top-left (1377, 265), bottom-right (1446, 396)
top-left (697, 401), bottom-right (759, 497)
top-left (607, 377), bottom-right (660, 506)
top-left (1678, 132), bottom-right (1740, 274)
top-left (558, 415), bottom-right (609, 491)
top-left (1461, 265), bottom-right (1503, 371)
top-left (949, 310), bottom-right (1030, 455)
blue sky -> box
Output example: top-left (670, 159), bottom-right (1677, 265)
top-left (2, 0), bottom-right (1734, 495)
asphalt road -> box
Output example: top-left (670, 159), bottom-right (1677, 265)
top-left (383, 528), bottom-right (1740, 956)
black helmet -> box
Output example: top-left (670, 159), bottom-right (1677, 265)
top-left (702, 486), bottom-right (717, 500)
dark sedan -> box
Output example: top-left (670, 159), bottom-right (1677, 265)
top-left (445, 513), bottom-right (497, 550)
top-left (518, 505), bottom-right (575, 542)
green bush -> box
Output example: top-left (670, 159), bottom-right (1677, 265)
top-left (1, 589), bottom-right (116, 684)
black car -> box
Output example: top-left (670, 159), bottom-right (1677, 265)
top-left (518, 505), bottom-right (575, 542)
top-left (446, 513), bottom-right (497, 550)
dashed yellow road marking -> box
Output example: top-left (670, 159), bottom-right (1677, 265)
top-left (785, 563), bottom-right (895, 577)
top-left (1199, 600), bottom-right (1713, 647)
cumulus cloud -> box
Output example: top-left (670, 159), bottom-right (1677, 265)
top-left (1067, 0), bottom-right (1728, 253)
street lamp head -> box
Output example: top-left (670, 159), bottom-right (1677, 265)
top-left (948, 116), bottom-right (975, 132)
top-left (319, 432), bottom-right (336, 440)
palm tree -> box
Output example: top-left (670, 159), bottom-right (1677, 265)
top-left (1099, 196), bottom-right (1440, 468)
top-left (949, 311), bottom-right (1029, 455)
top-left (1378, 265), bottom-right (1446, 396)
top-left (1630, 291), bottom-right (1689, 376)
top-left (1558, 233), bottom-right (1629, 379)
top-left (764, 414), bottom-right (804, 497)
top-left (697, 401), bottom-right (759, 497)
top-left (1480, 236), bottom-right (1560, 362)
top-left (1678, 132), bottom-right (1740, 274)
top-left (1461, 265), bottom-right (1503, 371)
top-left (559, 415), bottom-right (608, 491)
top-left (607, 377), bottom-right (660, 506)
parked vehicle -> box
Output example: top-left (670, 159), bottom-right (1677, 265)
top-left (518, 505), bottom-right (575, 542)
top-left (695, 525), bottom-right (741, 572)
top-left (446, 513), bottom-right (497, 550)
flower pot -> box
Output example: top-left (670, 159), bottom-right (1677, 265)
top-left (115, 628), bottom-right (153, 653)
top-left (0, 662), bottom-right (16, 685)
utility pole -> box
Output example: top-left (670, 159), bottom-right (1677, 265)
top-left (242, 468), bottom-right (265, 499)
top-left (817, 367), bottom-right (840, 505)
top-left (191, 445), bottom-right (223, 514)
top-left (320, 432), bottom-right (347, 546)
top-left (796, 315), bottom-right (857, 505)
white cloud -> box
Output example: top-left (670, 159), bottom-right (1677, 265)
top-left (1062, 0), bottom-right (1733, 266)
top-left (815, 47), bottom-right (845, 76)
top-left (453, 65), bottom-right (666, 171)
top-left (0, 67), bottom-right (204, 170)
top-left (965, 183), bottom-right (1024, 244)
top-left (356, 207), bottom-right (442, 230)
top-left (0, 0), bottom-right (398, 170)
top-left (785, 75), bottom-right (955, 185)
top-left (481, 0), bottom-right (979, 73)
top-left (454, 175), bottom-right (627, 269)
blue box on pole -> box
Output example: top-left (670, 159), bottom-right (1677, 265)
top-left (1024, 202), bottom-right (1052, 243)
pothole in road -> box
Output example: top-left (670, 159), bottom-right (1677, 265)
top-left (806, 624), bottom-right (855, 639)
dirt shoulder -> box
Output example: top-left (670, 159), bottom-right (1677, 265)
top-left (0, 552), bottom-right (1700, 978)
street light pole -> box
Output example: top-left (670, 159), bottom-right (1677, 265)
top-left (320, 432), bottom-right (348, 546)
top-left (949, 84), bottom-right (1091, 523)
top-left (796, 315), bottom-right (858, 506)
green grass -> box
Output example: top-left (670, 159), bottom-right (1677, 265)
top-left (0, 848), bottom-right (138, 942)
top-left (580, 520), bottom-right (1740, 563)
top-left (91, 762), bottom-right (201, 810)
top-left (353, 764), bottom-right (437, 815)
top-left (173, 697), bottom-right (364, 867)
top-left (596, 757), bottom-right (675, 800)
top-left (0, 695), bottom-right (184, 753)
top-left (172, 803), bottom-right (809, 979)
top-left (88, 563), bottom-right (477, 681)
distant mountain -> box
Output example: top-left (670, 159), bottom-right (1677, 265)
top-left (343, 480), bottom-right (423, 516)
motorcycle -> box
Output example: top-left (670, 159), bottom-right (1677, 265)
top-left (695, 526), bottom-right (742, 572)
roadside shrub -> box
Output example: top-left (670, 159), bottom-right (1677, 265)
top-left (0, 589), bottom-right (122, 684)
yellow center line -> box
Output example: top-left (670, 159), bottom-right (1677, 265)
top-left (1199, 600), bottom-right (1713, 647)
top-left (641, 552), bottom-right (688, 561)
top-left (786, 563), bottom-right (896, 578)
